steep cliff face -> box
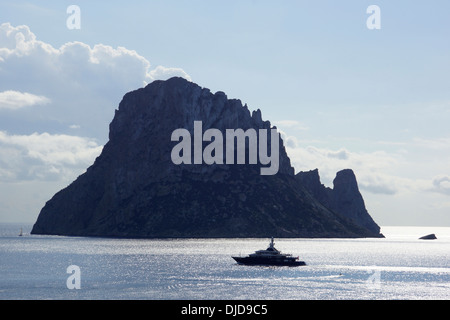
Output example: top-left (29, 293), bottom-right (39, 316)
top-left (296, 169), bottom-right (381, 235)
top-left (31, 77), bottom-right (383, 238)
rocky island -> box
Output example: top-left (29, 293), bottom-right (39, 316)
top-left (31, 77), bottom-right (383, 238)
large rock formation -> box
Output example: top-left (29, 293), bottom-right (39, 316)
top-left (31, 77), bottom-right (383, 238)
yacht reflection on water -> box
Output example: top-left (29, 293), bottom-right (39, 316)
top-left (232, 238), bottom-right (306, 267)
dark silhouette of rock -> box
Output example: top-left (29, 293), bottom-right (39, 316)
top-left (31, 77), bottom-right (383, 238)
top-left (296, 169), bottom-right (381, 235)
top-left (419, 234), bottom-right (437, 240)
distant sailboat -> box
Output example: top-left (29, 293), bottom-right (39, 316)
top-left (18, 228), bottom-right (23, 236)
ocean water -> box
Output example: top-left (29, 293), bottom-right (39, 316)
top-left (0, 224), bottom-right (449, 300)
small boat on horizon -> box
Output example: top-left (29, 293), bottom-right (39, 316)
top-left (18, 228), bottom-right (23, 236)
top-left (232, 237), bottom-right (306, 267)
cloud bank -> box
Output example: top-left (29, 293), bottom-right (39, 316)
top-left (0, 131), bottom-right (102, 182)
top-left (0, 90), bottom-right (51, 110)
top-left (0, 22), bottom-right (191, 140)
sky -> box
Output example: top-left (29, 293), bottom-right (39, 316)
top-left (1, 0), bottom-right (449, 227)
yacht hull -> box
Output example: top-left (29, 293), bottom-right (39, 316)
top-left (232, 256), bottom-right (306, 266)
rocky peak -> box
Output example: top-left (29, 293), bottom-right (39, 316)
top-left (295, 169), bottom-right (324, 197)
top-left (108, 77), bottom-right (294, 177)
top-left (333, 169), bottom-right (359, 195)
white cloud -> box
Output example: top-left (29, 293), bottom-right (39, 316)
top-left (0, 23), bottom-right (38, 55)
top-left (0, 22), bottom-right (190, 90)
top-left (148, 65), bottom-right (192, 83)
top-left (273, 120), bottom-right (309, 131)
top-left (326, 149), bottom-right (349, 160)
top-left (0, 22), bottom-right (191, 141)
top-left (431, 175), bottom-right (450, 195)
top-left (0, 90), bottom-right (50, 110)
top-left (357, 173), bottom-right (404, 195)
top-left (412, 137), bottom-right (450, 150)
top-left (0, 131), bottom-right (102, 182)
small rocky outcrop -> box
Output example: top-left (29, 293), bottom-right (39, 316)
top-left (419, 234), bottom-right (437, 240)
top-left (31, 77), bottom-right (383, 238)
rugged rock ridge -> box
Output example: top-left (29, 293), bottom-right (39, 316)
top-left (31, 77), bottom-right (383, 238)
top-left (296, 169), bottom-right (381, 235)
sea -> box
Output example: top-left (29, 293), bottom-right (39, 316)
top-left (1, 223), bottom-right (449, 300)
